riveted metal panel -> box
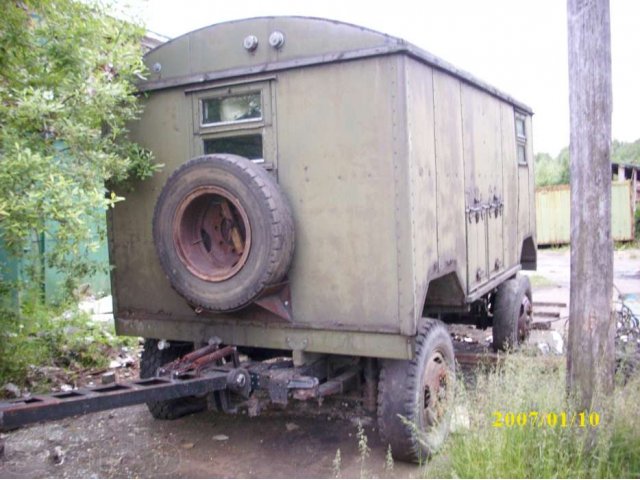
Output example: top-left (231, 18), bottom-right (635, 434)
top-left (485, 102), bottom-right (504, 280)
top-left (144, 17), bottom-right (401, 85)
top-left (113, 89), bottom-right (196, 317)
top-left (404, 58), bottom-right (437, 325)
top-left (390, 56), bottom-right (417, 336)
top-left (275, 56), bottom-right (401, 333)
top-left (117, 313), bottom-right (415, 360)
top-left (432, 70), bottom-right (467, 295)
top-left (501, 104), bottom-right (519, 268)
top-left (461, 85), bottom-right (490, 289)
top-left (517, 117), bottom-right (532, 247)
top-left (526, 115), bottom-right (537, 244)
top-left (140, 17), bottom-right (533, 116)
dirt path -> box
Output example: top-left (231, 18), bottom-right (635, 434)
top-left (0, 401), bottom-right (422, 479)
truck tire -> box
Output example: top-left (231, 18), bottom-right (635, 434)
top-left (153, 154), bottom-right (295, 312)
top-left (377, 319), bottom-right (456, 463)
top-left (140, 339), bottom-right (207, 420)
top-left (492, 274), bottom-right (532, 351)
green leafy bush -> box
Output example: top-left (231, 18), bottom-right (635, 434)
top-left (0, 0), bottom-right (160, 293)
top-left (535, 150), bottom-right (569, 187)
top-left (0, 300), bottom-right (136, 393)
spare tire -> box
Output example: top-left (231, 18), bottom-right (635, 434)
top-left (153, 154), bottom-right (294, 312)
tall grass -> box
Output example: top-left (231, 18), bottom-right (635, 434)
top-left (439, 355), bottom-right (640, 478)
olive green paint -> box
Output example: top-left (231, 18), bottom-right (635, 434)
top-left (112, 17), bottom-right (536, 360)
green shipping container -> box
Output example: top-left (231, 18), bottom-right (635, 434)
top-left (536, 180), bottom-right (634, 245)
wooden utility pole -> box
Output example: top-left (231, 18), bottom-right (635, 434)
top-left (567, 0), bottom-right (615, 410)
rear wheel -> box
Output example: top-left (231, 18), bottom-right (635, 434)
top-left (377, 319), bottom-right (455, 463)
top-left (492, 274), bottom-right (533, 351)
top-left (140, 339), bottom-right (207, 420)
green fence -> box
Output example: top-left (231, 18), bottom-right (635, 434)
top-left (0, 214), bottom-right (111, 309)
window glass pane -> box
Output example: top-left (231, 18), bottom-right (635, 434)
top-left (517, 144), bottom-right (526, 164)
top-left (203, 93), bottom-right (261, 124)
top-left (515, 117), bottom-right (526, 138)
top-left (204, 134), bottom-right (263, 161)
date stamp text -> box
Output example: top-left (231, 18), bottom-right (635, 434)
top-left (492, 411), bottom-right (600, 428)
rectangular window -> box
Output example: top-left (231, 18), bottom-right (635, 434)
top-left (515, 117), bottom-right (526, 140)
top-left (202, 92), bottom-right (262, 125)
top-left (204, 134), bottom-right (263, 162)
top-left (517, 144), bottom-right (526, 164)
top-left (190, 78), bottom-right (275, 168)
top-left (515, 113), bottom-right (527, 165)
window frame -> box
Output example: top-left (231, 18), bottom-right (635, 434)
top-left (515, 112), bottom-right (528, 166)
top-left (190, 79), bottom-right (276, 167)
top-left (203, 130), bottom-right (265, 163)
top-left (201, 92), bottom-right (263, 127)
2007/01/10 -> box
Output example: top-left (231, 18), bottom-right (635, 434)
top-left (492, 411), bottom-right (601, 428)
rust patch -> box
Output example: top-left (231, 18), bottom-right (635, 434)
top-left (173, 186), bottom-right (251, 282)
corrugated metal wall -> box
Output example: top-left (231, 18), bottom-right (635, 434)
top-left (536, 181), bottom-right (634, 245)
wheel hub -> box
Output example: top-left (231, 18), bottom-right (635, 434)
top-left (517, 295), bottom-right (533, 342)
top-left (173, 186), bottom-right (251, 282)
top-left (422, 351), bottom-right (450, 425)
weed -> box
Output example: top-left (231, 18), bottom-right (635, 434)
top-left (546, 244), bottom-right (570, 252)
top-left (526, 273), bottom-right (556, 288)
top-left (356, 422), bottom-right (371, 478)
top-left (439, 355), bottom-right (640, 478)
top-left (0, 299), bottom-right (136, 393)
top-left (614, 239), bottom-right (640, 251)
top-left (332, 448), bottom-right (342, 478)
top-left (384, 444), bottom-right (394, 472)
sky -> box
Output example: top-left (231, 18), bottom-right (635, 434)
top-left (120, 0), bottom-right (640, 156)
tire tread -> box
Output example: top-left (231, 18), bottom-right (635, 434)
top-left (152, 154), bottom-right (295, 312)
top-left (140, 339), bottom-right (207, 420)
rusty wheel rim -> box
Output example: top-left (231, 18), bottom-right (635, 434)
top-left (517, 295), bottom-right (533, 342)
top-left (422, 351), bottom-right (450, 427)
top-left (173, 186), bottom-right (251, 282)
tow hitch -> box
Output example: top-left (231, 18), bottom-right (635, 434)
top-left (0, 343), bottom-right (362, 431)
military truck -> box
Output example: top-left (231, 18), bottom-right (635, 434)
top-left (1, 17), bottom-right (536, 463)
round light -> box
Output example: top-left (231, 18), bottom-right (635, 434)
top-left (268, 31), bottom-right (285, 49)
top-left (243, 35), bottom-right (259, 52)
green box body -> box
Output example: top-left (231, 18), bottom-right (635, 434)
top-left (111, 17), bottom-right (536, 360)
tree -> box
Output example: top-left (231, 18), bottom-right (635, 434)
top-left (535, 151), bottom-right (570, 187)
top-left (611, 138), bottom-right (640, 166)
top-left (566, 0), bottom-right (615, 411)
top-left (0, 0), bottom-right (158, 295)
